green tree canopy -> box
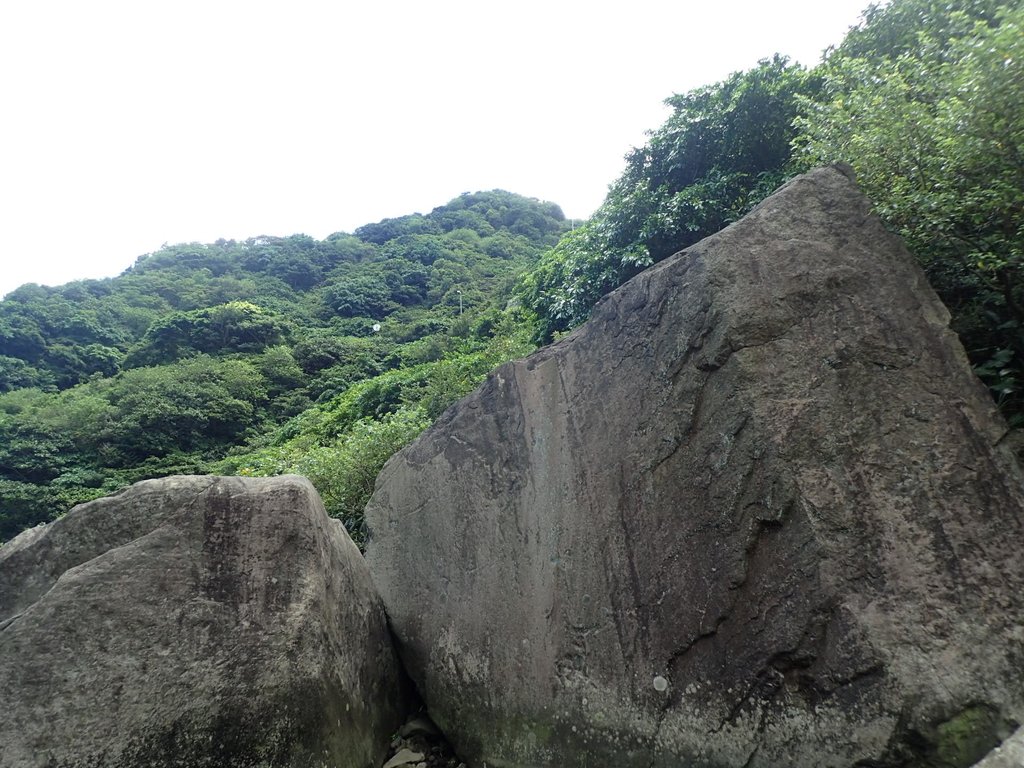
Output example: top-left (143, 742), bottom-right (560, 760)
top-left (519, 56), bottom-right (815, 341)
top-left (128, 301), bottom-right (287, 365)
top-left (1, 189), bottom-right (566, 543)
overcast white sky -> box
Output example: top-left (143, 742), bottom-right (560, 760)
top-left (0, 0), bottom-right (872, 299)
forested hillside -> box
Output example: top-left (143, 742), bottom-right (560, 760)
top-left (2, 0), bottom-right (1021, 545)
top-left (518, 0), bottom-right (1023, 415)
top-left (0, 191), bottom-right (567, 541)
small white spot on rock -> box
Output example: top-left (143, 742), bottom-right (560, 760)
top-left (653, 675), bottom-right (669, 692)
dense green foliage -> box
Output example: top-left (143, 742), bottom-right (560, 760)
top-left (0, 191), bottom-right (565, 542)
top-left (518, 0), bottom-right (1024, 424)
top-left (4, 0), bottom-right (1022, 545)
top-left (518, 56), bottom-right (816, 341)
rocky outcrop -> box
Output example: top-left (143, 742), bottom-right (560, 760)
top-left (0, 475), bottom-right (408, 768)
top-left (365, 167), bottom-right (1024, 767)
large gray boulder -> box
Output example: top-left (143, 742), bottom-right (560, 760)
top-left (365, 167), bottom-right (1024, 767)
top-left (0, 475), bottom-right (408, 767)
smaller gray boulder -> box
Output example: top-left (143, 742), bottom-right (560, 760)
top-left (0, 475), bottom-right (408, 768)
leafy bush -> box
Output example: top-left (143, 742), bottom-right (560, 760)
top-left (518, 56), bottom-right (813, 342)
top-left (292, 408), bottom-right (432, 544)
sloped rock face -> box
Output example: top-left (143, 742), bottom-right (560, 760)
top-left (365, 167), bottom-right (1024, 768)
top-left (973, 725), bottom-right (1024, 767)
top-left (0, 475), bottom-right (408, 768)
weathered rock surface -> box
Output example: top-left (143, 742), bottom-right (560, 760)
top-left (0, 474), bottom-right (408, 768)
top-left (973, 725), bottom-right (1024, 767)
top-left (365, 167), bottom-right (1024, 767)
